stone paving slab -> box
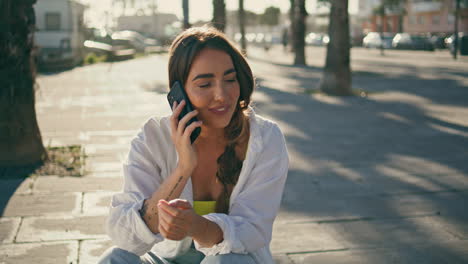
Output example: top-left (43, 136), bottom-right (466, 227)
top-left (82, 143), bottom-right (130, 156)
top-left (34, 175), bottom-right (122, 193)
top-left (432, 211), bottom-right (468, 240)
top-left (87, 171), bottom-right (124, 178)
top-left (0, 178), bottom-right (34, 195)
top-left (273, 254), bottom-right (294, 264)
top-left (86, 153), bottom-right (125, 163)
top-left (321, 216), bottom-right (459, 249)
top-left (85, 160), bottom-right (124, 175)
top-left (288, 240), bottom-right (468, 264)
top-left (271, 221), bottom-right (345, 254)
top-left (0, 218), bottom-right (21, 244)
top-left (285, 168), bottom-right (468, 199)
top-left (83, 192), bottom-right (115, 215)
top-left (0, 241), bottom-right (78, 264)
top-left (278, 190), bottom-right (467, 224)
top-left (2, 192), bottom-right (80, 217)
top-left (80, 239), bottom-right (113, 264)
top-left (16, 215), bottom-right (107, 243)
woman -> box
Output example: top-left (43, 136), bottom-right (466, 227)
top-left (99, 26), bottom-right (289, 264)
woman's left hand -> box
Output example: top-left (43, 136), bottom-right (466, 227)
top-left (157, 199), bottom-right (198, 241)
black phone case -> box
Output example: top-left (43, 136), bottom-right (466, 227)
top-left (167, 81), bottom-right (201, 144)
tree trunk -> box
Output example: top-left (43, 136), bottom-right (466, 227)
top-left (238, 0), bottom-right (246, 55)
top-left (453, 0), bottom-right (461, 60)
top-left (380, 2), bottom-right (385, 56)
top-left (0, 0), bottom-right (47, 172)
top-left (398, 13), bottom-right (404, 33)
top-left (293, 0), bottom-right (307, 65)
top-left (182, 0), bottom-right (190, 29)
top-left (289, 0), bottom-right (295, 53)
top-left (319, 0), bottom-right (352, 95)
top-left (212, 0), bottom-right (226, 32)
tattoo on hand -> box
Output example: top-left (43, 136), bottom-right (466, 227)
top-left (166, 176), bottom-right (184, 200)
top-left (140, 175), bottom-right (185, 222)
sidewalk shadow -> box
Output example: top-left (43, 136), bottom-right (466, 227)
top-left (253, 63), bottom-right (468, 260)
top-left (0, 166), bottom-right (38, 216)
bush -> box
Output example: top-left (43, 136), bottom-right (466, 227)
top-left (84, 52), bottom-right (107, 65)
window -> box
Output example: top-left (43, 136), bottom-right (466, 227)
top-left (409, 15), bottom-right (417, 25)
top-left (45, 13), bottom-right (60, 30)
top-left (432, 15), bottom-right (440, 25)
top-left (417, 15), bottom-right (425, 25)
top-left (448, 14), bottom-right (454, 24)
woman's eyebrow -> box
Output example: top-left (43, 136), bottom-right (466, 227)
top-left (224, 68), bottom-right (236, 75)
top-left (192, 68), bottom-right (236, 81)
top-left (192, 73), bottom-right (213, 81)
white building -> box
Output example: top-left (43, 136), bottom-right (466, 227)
top-left (116, 13), bottom-right (179, 40)
top-left (34, 0), bottom-right (86, 68)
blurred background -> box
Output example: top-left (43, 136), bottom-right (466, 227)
top-left (32, 0), bottom-right (468, 71)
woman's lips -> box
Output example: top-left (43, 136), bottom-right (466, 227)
top-left (208, 105), bottom-right (230, 115)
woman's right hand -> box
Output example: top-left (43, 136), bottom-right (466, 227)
top-left (170, 100), bottom-right (202, 175)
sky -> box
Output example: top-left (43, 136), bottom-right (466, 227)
top-left (80, 0), bottom-right (359, 29)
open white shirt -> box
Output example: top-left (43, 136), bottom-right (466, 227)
top-left (106, 109), bottom-right (289, 263)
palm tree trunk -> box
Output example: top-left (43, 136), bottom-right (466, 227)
top-left (293, 0), bottom-right (307, 65)
top-left (289, 0), bottom-right (295, 53)
top-left (182, 0), bottom-right (190, 29)
top-left (0, 0), bottom-right (47, 170)
top-left (319, 0), bottom-right (352, 95)
top-left (238, 0), bottom-right (246, 55)
top-left (380, 2), bottom-right (385, 56)
top-left (453, 0), bottom-right (461, 59)
top-left (212, 0), bottom-right (226, 32)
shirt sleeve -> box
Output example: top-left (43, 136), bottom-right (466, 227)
top-left (194, 123), bottom-right (289, 255)
top-left (106, 120), bottom-right (165, 256)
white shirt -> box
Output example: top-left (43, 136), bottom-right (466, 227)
top-left (106, 109), bottom-right (289, 263)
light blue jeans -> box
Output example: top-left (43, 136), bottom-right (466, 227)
top-left (98, 246), bottom-right (257, 264)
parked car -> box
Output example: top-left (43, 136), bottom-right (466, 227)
top-left (363, 32), bottom-right (395, 49)
top-left (430, 34), bottom-right (448, 49)
top-left (111, 30), bottom-right (160, 53)
top-left (245, 33), bottom-right (256, 43)
top-left (306, 33), bottom-right (329, 46)
top-left (83, 40), bottom-right (136, 61)
top-left (392, 33), bottom-right (434, 51)
top-left (445, 33), bottom-right (468, 56)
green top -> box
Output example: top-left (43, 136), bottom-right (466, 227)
top-left (193, 201), bottom-right (216, 215)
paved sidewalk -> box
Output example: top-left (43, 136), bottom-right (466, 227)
top-left (1, 46), bottom-right (467, 263)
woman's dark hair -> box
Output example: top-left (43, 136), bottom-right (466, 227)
top-left (168, 26), bottom-right (254, 213)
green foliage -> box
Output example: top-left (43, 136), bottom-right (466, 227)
top-left (84, 53), bottom-right (107, 65)
top-left (33, 145), bottom-right (87, 177)
top-left (245, 10), bottom-right (259, 26)
top-left (459, 0), bottom-right (468, 9)
top-left (260, 6), bottom-right (280, 26)
top-left (373, 0), bottom-right (407, 15)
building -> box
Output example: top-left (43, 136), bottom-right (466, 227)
top-left (362, 0), bottom-right (468, 35)
top-left (116, 13), bottom-right (179, 40)
top-left (34, 0), bottom-right (86, 68)
top-left (404, 0), bottom-right (468, 34)
top-left (359, 0), bottom-right (405, 34)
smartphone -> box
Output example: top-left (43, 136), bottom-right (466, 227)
top-left (167, 81), bottom-right (201, 144)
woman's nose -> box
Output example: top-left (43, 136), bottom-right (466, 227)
top-left (213, 81), bottom-right (227, 102)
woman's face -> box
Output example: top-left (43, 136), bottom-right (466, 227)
top-left (185, 48), bottom-right (240, 130)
